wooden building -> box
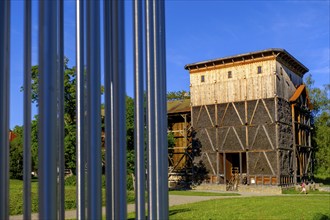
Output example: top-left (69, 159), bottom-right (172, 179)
top-left (167, 99), bottom-right (192, 188)
top-left (181, 48), bottom-right (313, 186)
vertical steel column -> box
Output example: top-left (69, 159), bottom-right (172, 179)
top-left (58, 0), bottom-right (65, 218)
top-left (133, 0), bottom-right (145, 219)
top-left (159, 1), bottom-right (168, 217)
top-left (76, 0), bottom-right (86, 219)
top-left (0, 0), bottom-right (10, 219)
top-left (23, 0), bottom-right (32, 219)
top-left (153, 0), bottom-right (162, 218)
top-left (86, 0), bottom-right (102, 218)
top-left (103, 0), bottom-right (114, 218)
top-left (153, 0), bottom-right (168, 218)
top-left (145, 0), bottom-right (157, 218)
top-left (111, 1), bottom-right (127, 219)
top-left (38, 0), bottom-right (58, 218)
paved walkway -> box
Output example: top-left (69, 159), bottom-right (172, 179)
top-left (9, 190), bottom-right (319, 220)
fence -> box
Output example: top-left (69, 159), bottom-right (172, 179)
top-left (0, 0), bottom-right (168, 219)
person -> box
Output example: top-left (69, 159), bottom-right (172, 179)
top-left (300, 181), bottom-right (307, 194)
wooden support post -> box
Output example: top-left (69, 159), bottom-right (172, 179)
top-left (239, 152), bottom-right (242, 184)
top-left (223, 152), bottom-right (227, 185)
top-left (215, 104), bottom-right (219, 183)
top-left (216, 152), bottom-right (219, 184)
top-left (275, 97), bottom-right (280, 185)
top-left (291, 104), bottom-right (297, 185)
top-left (246, 152), bottom-right (249, 184)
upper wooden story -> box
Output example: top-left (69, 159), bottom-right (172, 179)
top-left (184, 48), bottom-right (309, 106)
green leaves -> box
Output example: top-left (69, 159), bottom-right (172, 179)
top-left (304, 74), bottom-right (330, 176)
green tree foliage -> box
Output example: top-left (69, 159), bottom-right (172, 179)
top-left (27, 60), bottom-right (78, 172)
top-left (305, 74), bottom-right (330, 176)
top-left (167, 90), bottom-right (190, 101)
top-left (9, 126), bottom-right (24, 179)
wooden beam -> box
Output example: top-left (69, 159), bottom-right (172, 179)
top-left (239, 152), bottom-right (243, 184)
top-left (204, 105), bottom-right (215, 127)
top-left (263, 151), bottom-right (276, 175)
top-left (251, 125), bottom-right (261, 148)
top-left (292, 103), bottom-right (297, 184)
top-left (223, 153), bottom-right (227, 184)
top-left (232, 127), bottom-right (245, 150)
top-left (205, 153), bottom-right (216, 175)
top-left (232, 102), bottom-right (244, 125)
top-left (220, 127), bottom-right (230, 151)
top-left (249, 99), bottom-right (259, 124)
top-left (305, 150), bottom-right (312, 174)
top-left (262, 125), bottom-right (275, 150)
top-left (261, 99), bottom-right (274, 123)
top-left (220, 103), bottom-right (229, 126)
top-left (205, 128), bottom-right (216, 152)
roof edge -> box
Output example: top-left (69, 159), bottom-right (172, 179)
top-left (184, 48), bottom-right (309, 75)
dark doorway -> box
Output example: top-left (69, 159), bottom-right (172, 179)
top-left (225, 152), bottom-right (247, 181)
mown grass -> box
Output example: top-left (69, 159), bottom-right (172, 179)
top-left (9, 179), bottom-right (135, 215)
top-left (128, 195), bottom-right (330, 219)
top-left (169, 190), bottom-right (240, 196)
top-left (282, 188), bottom-right (330, 195)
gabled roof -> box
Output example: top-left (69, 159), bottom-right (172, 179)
top-left (289, 84), bottom-right (312, 109)
top-left (184, 48), bottom-right (309, 76)
top-left (167, 99), bottom-right (191, 114)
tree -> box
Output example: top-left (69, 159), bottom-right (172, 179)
top-left (305, 74), bottom-right (330, 176)
top-left (167, 90), bottom-right (190, 101)
top-left (9, 126), bottom-right (24, 179)
top-left (27, 60), bottom-right (78, 172)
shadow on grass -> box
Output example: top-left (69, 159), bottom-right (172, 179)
top-left (169, 208), bottom-right (191, 216)
top-left (313, 213), bottom-right (330, 220)
top-left (127, 209), bottom-right (191, 220)
top-left (315, 177), bottom-right (330, 185)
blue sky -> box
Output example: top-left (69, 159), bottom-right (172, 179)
top-left (9, 0), bottom-right (330, 128)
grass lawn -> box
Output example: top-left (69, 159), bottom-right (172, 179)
top-left (167, 195), bottom-right (330, 220)
top-left (9, 179), bottom-right (135, 216)
top-left (128, 195), bottom-right (330, 219)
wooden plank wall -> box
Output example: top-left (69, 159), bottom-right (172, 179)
top-left (190, 59), bottom-right (276, 105)
top-left (189, 59), bottom-right (303, 106)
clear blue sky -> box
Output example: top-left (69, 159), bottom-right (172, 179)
top-left (9, 0), bottom-right (330, 128)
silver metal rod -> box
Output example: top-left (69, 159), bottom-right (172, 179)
top-left (159, 0), bottom-right (169, 218)
top-left (58, 0), bottom-right (65, 218)
top-left (145, 0), bottom-right (157, 218)
top-left (0, 0), bottom-right (10, 219)
top-left (23, 0), bottom-right (32, 219)
top-left (86, 0), bottom-right (102, 218)
top-left (38, 0), bottom-right (58, 218)
top-left (76, 0), bottom-right (85, 219)
top-left (133, 0), bottom-right (145, 219)
top-left (104, 0), bottom-right (114, 218)
top-left (153, 1), bottom-right (162, 218)
top-left (111, 1), bottom-right (127, 219)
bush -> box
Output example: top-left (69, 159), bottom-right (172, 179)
top-left (65, 175), bottom-right (134, 190)
top-left (65, 175), bottom-right (76, 186)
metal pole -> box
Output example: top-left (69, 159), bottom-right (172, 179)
top-left (159, 1), bottom-right (168, 217)
top-left (76, 0), bottom-right (86, 219)
top-left (110, 1), bottom-right (127, 219)
top-left (58, 0), bottom-right (65, 218)
top-left (133, 0), bottom-right (145, 219)
top-left (104, 0), bottom-right (114, 218)
top-left (145, 0), bottom-right (157, 218)
top-left (23, 0), bottom-right (32, 219)
top-left (0, 0), bottom-right (10, 219)
top-left (86, 0), bottom-right (102, 218)
top-left (38, 0), bottom-right (58, 218)
top-left (153, 1), bottom-right (163, 218)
